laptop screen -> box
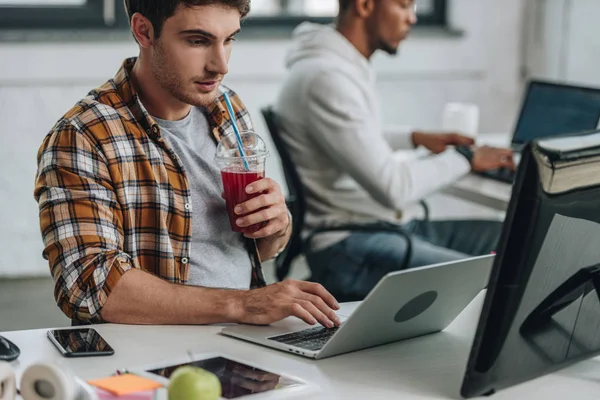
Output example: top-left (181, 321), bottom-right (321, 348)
top-left (512, 81), bottom-right (600, 145)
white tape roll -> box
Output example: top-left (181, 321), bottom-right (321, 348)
top-left (20, 363), bottom-right (97, 400)
top-left (0, 361), bottom-right (17, 400)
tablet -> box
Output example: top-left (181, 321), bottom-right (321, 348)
top-left (127, 352), bottom-right (316, 399)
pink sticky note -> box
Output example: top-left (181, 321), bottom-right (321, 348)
top-left (96, 388), bottom-right (160, 399)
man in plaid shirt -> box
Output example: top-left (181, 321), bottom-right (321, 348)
top-left (34, 0), bottom-right (341, 328)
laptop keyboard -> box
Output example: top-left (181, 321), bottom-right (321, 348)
top-left (269, 326), bottom-right (340, 351)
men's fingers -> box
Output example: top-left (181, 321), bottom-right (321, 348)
top-left (488, 156), bottom-right (515, 171)
top-left (496, 149), bottom-right (514, 164)
top-left (289, 303), bottom-right (317, 326)
top-left (245, 177), bottom-right (277, 195)
top-left (502, 157), bottom-right (517, 171)
top-left (298, 281), bottom-right (340, 310)
top-left (298, 300), bottom-right (336, 328)
top-left (497, 149), bottom-right (514, 157)
top-left (237, 205), bottom-right (287, 228)
top-left (484, 147), bottom-right (513, 157)
top-left (235, 193), bottom-right (278, 215)
top-left (301, 293), bottom-right (342, 326)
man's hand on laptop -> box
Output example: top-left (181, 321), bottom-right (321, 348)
top-left (412, 131), bottom-right (475, 154)
top-left (232, 280), bottom-right (342, 328)
top-left (471, 146), bottom-right (516, 172)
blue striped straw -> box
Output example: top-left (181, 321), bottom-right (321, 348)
top-left (223, 92), bottom-right (250, 171)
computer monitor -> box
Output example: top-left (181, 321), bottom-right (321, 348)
top-left (460, 129), bottom-right (600, 398)
top-left (512, 80), bottom-right (600, 147)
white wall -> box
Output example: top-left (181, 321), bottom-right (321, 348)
top-left (0, 0), bottom-right (526, 277)
top-left (524, 0), bottom-right (600, 87)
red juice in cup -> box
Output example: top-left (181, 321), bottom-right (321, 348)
top-left (221, 166), bottom-right (265, 233)
top-left (216, 130), bottom-right (270, 234)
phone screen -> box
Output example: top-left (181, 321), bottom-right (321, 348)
top-left (48, 328), bottom-right (114, 357)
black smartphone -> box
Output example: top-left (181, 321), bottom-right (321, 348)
top-left (47, 328), bottom-right (115, 357)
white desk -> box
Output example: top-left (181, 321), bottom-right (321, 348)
top-left (445, 174), bottom-right (512, 212)
top-left (2, 296), bottom-right (600, 399)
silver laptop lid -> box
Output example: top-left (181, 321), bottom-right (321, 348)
top-left (317, 254), bottom-right (494, 359)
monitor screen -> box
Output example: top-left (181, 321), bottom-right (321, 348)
top-left (460, 130), bottom-right (600, 398)
top-left (512, 81), bottom-right (600, 144)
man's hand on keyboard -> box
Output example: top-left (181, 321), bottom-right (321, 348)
top-left (232, 280), bottom-right (342, 327)
top-left (471, 146), bottom-right (516, 172)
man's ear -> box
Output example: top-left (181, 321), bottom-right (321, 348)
top-left (130, 12), bottom-right (155, 48)
top-left (354, 0), bottom-right (376, 18)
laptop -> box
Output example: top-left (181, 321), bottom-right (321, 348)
top-left (220, 254), bottom-right (494, 360)
top-left (480, 79), bottom-right (600, 183)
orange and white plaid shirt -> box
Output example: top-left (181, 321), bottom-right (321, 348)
top-left (34, 58), bottom-right (266, 323)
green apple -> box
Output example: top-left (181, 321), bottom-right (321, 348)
top-left (168, 366), bottom-right (222, 400)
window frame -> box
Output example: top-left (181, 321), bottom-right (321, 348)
top-left (0, 0), bottom-right (447, 31)
top-left (241, 0), bottom-right (448, 29)
top-left (0, 0), bottom-right (129, 30)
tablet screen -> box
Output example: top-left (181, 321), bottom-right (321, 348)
top-left (146, 357), bottom-right (304, 399)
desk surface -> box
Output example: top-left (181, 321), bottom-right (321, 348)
top-left (2, 295), bottom-right (600, 400)
top-left (445, 174), bottom-right (512, 211)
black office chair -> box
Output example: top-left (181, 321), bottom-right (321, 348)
top-left (261, 107), bottom-right (421, 292)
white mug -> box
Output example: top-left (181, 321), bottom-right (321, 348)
top-left (442, 102), bottom-right (480, 138)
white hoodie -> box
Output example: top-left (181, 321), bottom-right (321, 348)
top-left (275, 23), bottom-right (471, 250)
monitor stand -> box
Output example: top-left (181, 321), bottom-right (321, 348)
top-left (520, 264), bottom-right (600, 334)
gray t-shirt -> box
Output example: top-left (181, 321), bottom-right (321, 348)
top-left (153, 107), bottom-right (252, 289)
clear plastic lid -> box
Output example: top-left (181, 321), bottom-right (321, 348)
top-left (215, 130), bottom-right (269, 164)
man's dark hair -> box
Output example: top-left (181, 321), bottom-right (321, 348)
top-left (338, 0), bottom-right (352, 12)
top-left (124, 0), bottom-right (251, 38)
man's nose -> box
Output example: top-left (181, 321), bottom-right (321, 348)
top-left (409, 14), bottom-right (418, 25)
top-left (206, 44), bottom-right (229, 76)
top-left (408, 5), bottom-right (418, 25)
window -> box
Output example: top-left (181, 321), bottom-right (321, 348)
top-left (246, 0), bottom-right (447, 27)
top-left (0, 0), bottom-right (129, 29)
top-left (0, 0), bottom-right (446, 31)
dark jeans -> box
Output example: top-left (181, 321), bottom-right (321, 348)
top-left (306, 219), bottom-right (502, 302)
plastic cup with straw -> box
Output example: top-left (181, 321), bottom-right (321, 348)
top-left (216, 93), bottom-right (269, 233)
top-left (223, 93), bottom-right (250, 171)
